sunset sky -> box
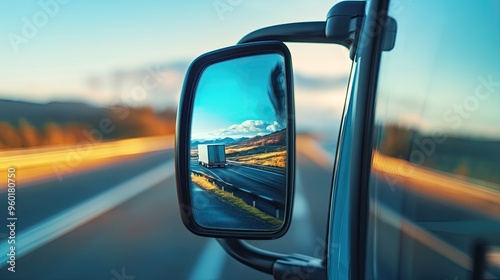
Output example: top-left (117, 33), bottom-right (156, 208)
top-left (0, 0), bottom-right (352, 131)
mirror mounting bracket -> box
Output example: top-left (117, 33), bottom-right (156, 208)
top-left (217, 239), bottom-right (327, 280)
top-left (273, 254), bottom-right (327, 280)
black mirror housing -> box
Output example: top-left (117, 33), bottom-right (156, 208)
top-left (175, 41), bottom-right (296, 239)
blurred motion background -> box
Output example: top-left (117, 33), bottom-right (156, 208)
top-left (0, 1), bottom-right (351, 279)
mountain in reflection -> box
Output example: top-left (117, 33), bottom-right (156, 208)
top-left (191, 129), bottom-right (286, 169)
top-left (226, 129), bottom-right (286, 169)
top-left (191, 137), bottom-right (250, 147)
top-left (238, 129), bottom-right (286, 146)
top-left (191, 129), bottom-right (285, 148)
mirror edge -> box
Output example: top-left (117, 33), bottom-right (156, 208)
top-left (175, 40), bottom-right (295, 240)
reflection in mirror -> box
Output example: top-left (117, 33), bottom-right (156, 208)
top-left (190, 54), bottom-right (287, 230)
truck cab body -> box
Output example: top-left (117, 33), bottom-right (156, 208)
top-left (176, 0), bottom-right (500, 279)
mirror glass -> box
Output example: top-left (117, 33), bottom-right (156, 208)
top-left (190, 53), bottom-right (288, 230)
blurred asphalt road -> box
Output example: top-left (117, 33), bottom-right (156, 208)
top-left (191, 161), bottom-right (286, 221)
top-left (0, 137), bottom-right (336, 280)
top-left (191, 161), bottom-right (286, 202)
top-left (3, 136), bottom-right (493, 279)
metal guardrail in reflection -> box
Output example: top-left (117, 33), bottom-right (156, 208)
top-left (191, 170), bottom-right (283, 219)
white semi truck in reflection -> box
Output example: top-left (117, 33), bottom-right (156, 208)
top-left (198, 144), bottom-right (226, 168)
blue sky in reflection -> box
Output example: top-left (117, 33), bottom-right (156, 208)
top-left (191, 54), bottom-right (284, 140)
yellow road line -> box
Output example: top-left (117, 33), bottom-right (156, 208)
top-left (372, 151), bottom-right (500, 218)
top-left (0, 135), bottom-right (174, 187)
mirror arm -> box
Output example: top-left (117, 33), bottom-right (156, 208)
top-left (238, 1), bottom-right (367, 60)
top-left (238, 22), bottom-right (332, 45)
top-left (217, 239), bottom-right (286, 274)
top-left (217, 239), bottom-right (327, 279)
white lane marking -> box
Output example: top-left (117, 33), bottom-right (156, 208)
top-left (372, 201), bottom-right (473, 270)
top-left (292, 169), bottom-right (316, 250)
top-left (227, 168), bottom-right (271, 184)
top-left (226, 162), bottom-right (285, 184)
top-left (195, 164), bottom-right (223, 181)
top-left (259, 195), bottom-right (273, 201)
top-left (231, 162), bottom-right (283, 177)
top-left (373, 201), bottom-right (500, 279)
top-left (227, 167), bottom-right (283, 191)
top-left (188, 239), bottom-right (227, 280)
top-left (0, 159), bottom-right (175, 267)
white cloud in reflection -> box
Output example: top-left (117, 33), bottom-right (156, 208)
top-left (195, 120), bottom-right (283, 140)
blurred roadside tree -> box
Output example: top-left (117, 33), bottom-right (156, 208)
top-left (19, 118), bottom-right (39, 147)
top-left (43, 122), bottom-right (65, 146)
top-left (0, 106), bottom-right (176, 150)
top-left (0, 122), bottom-right (22, 149)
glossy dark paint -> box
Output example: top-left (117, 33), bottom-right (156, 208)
top-left (327, 0), bottom-right (388, 278)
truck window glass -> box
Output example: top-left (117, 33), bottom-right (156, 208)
top-left (366, 0), bottom-right (500, 279)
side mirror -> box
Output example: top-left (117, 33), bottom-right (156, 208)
top-left (176, 41), bottom-right (295, 239)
